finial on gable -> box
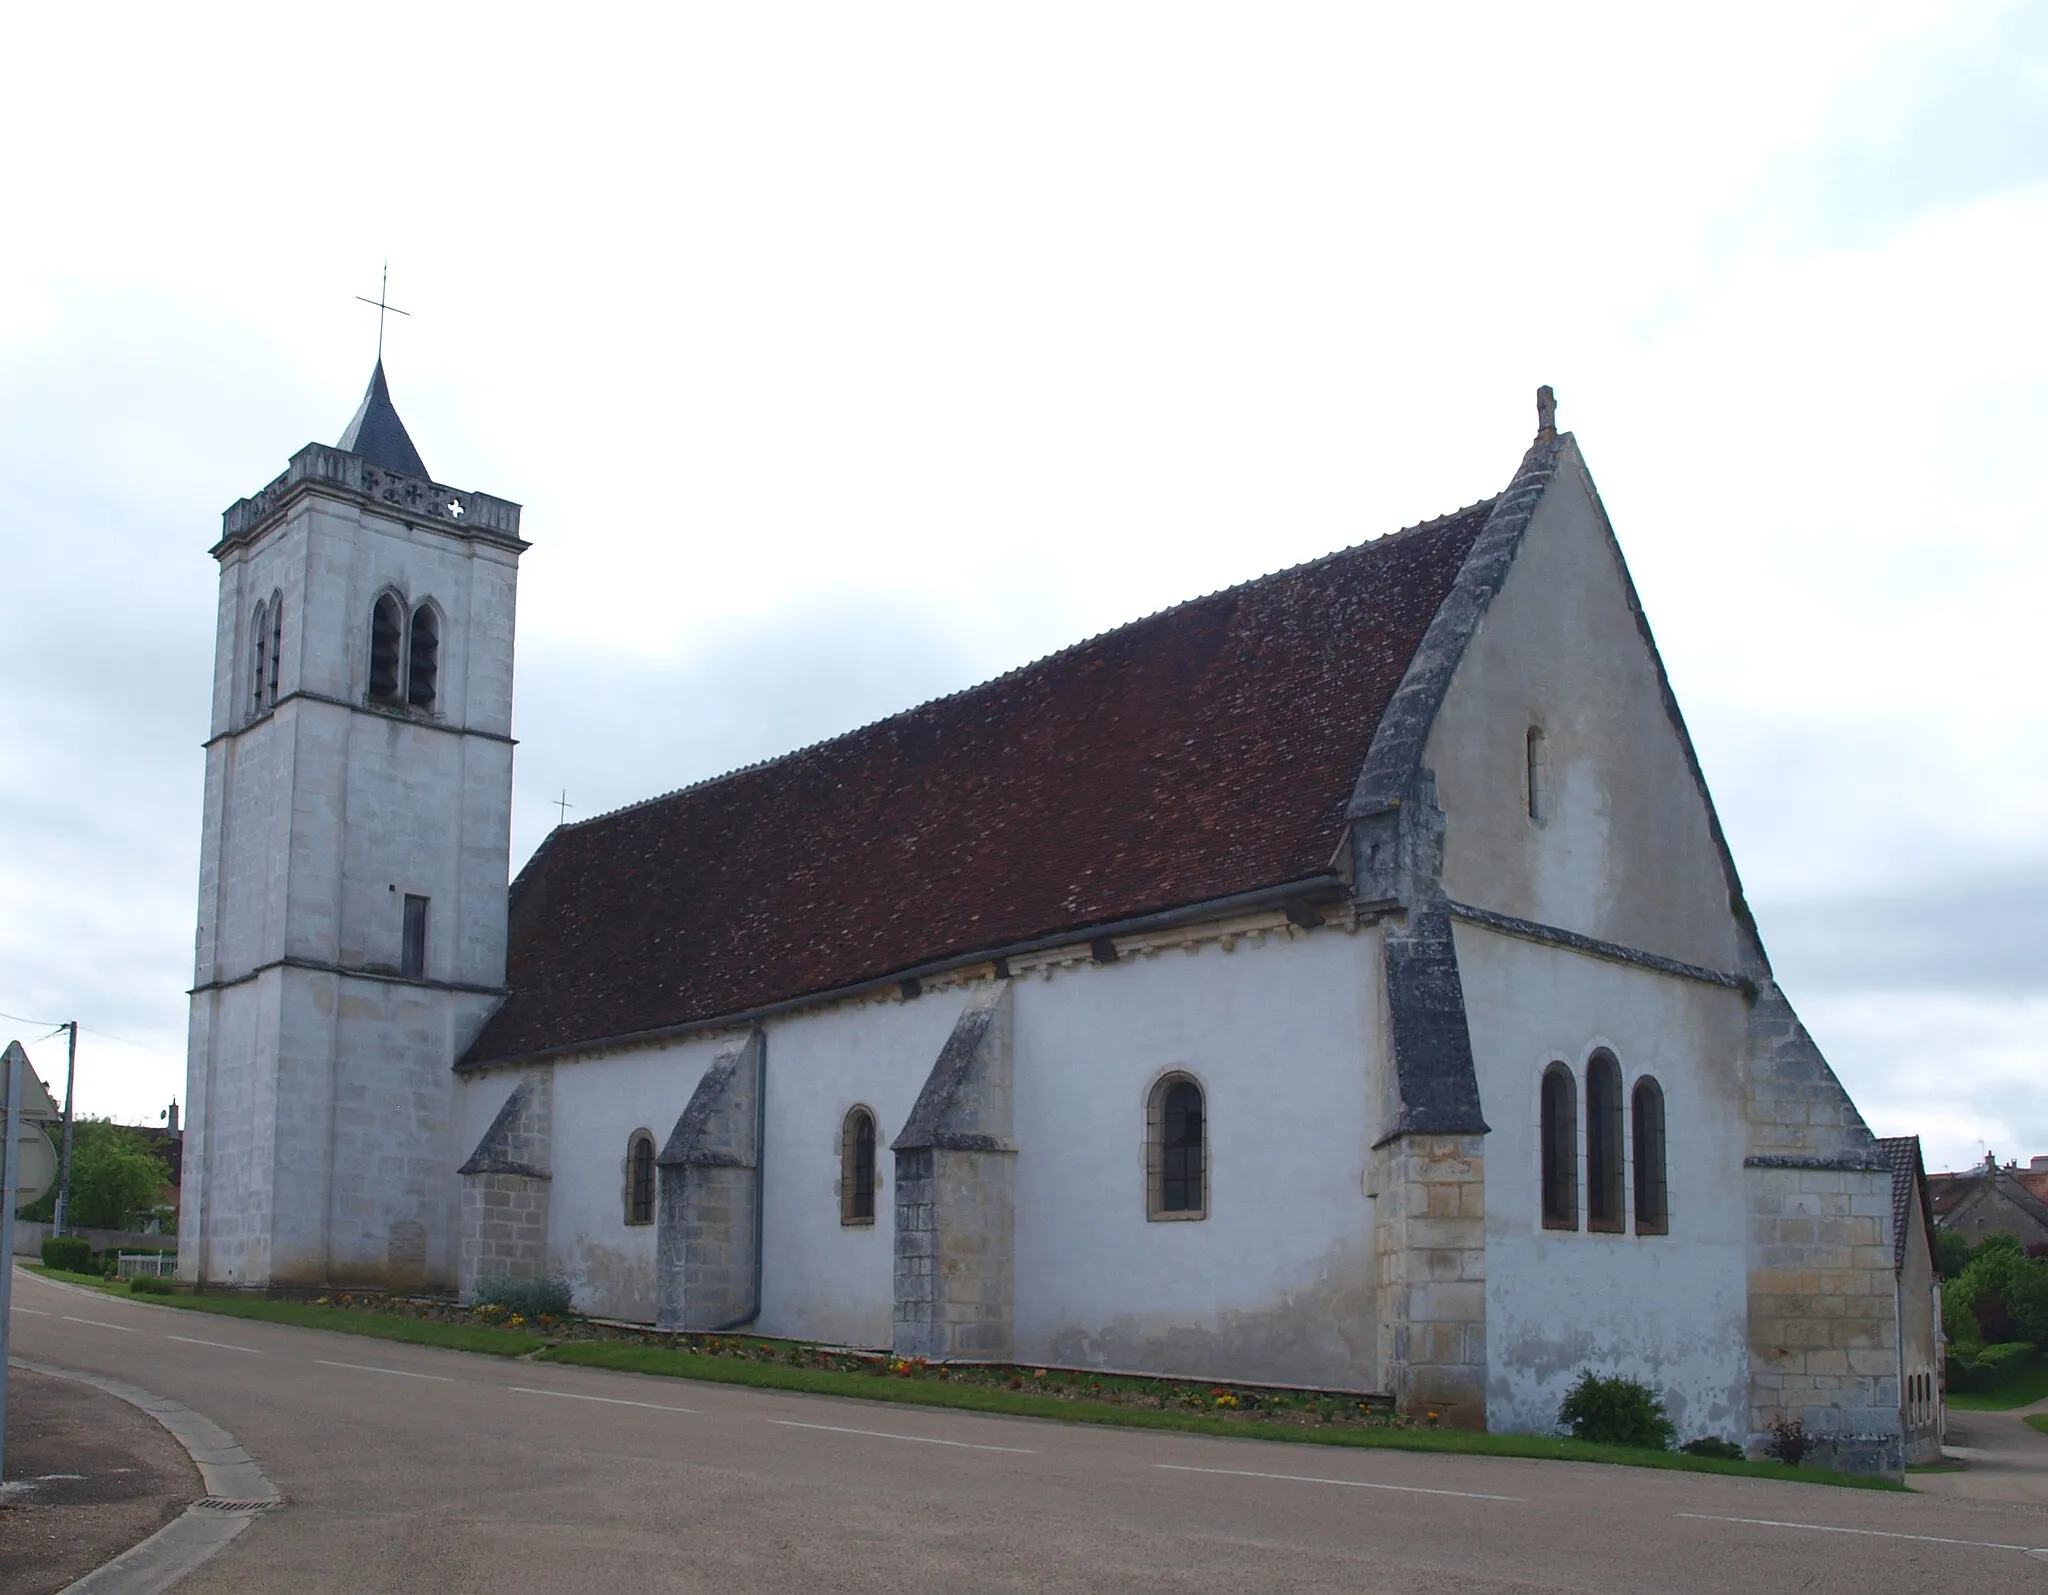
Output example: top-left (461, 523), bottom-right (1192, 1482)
top-left (1535, 384), bottom-right (1557, 443)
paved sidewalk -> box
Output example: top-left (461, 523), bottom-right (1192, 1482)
top-left (0, 1365), bottom-right (202, 1595)
top-left (1913, 1397), bottom-right (2048, 1506)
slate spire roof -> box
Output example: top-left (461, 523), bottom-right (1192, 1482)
top-left (336, 360), bottom-right (430, 479)
top-left (463, 482), bottom-right (1509, 1069)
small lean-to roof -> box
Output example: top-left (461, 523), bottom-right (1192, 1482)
top-left (1876, 1135), bottom-right (1935, 1272)
top-left (336, 361), bottom-right (430, 479)
top-left (463, 493), bottom-right (1500, 1069)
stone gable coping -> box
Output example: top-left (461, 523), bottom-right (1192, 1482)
top-left (658, 1032), bottom-right (763, 1169)
top-left (458, 1077), bottom-right (550, 1179)
top-left (894, 982), bottom-right (1016, 1153)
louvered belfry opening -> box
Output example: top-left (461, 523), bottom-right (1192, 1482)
top-left (369, 594), bottom-right (404, 700)
top-left (408, 604), bottom-right (439, 709)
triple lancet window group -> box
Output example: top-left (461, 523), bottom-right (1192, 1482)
top-left (368, 592), bottom-right (440, 710)
top-left (1540, 1051), bottom-right (1668, 1235)
top-left (248, 591), bottom-right (283, 719)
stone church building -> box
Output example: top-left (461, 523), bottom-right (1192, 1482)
top-left (180, 366), bottom-right (1941, 1472)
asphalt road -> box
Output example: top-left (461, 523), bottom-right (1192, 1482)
top-left (11, 1267), bottom-right (2048, 1594)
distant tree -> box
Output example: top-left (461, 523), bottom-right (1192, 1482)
top-left (1951, 1239), bottom-right (2048, 1348)
top-left (1934, 1226), bottom-right (1973, 1279)
top-left (54, 1120), bottom-right (168, 1231)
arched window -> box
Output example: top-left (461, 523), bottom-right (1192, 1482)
top-left (369, 594), bottom-right (404, 700)
top-left (266, 592), bottom-right (283, 708)
top-left (407, 602), bottom-right (439, 710)
top-left (1586, 1050), bottom-right (1625, 1232)
top-left (1632, 1075), bottom-right (1668, 1235)
top-left (624, 1130), bottom-right (656, 1226)
top-left (1147, 1073), bottom-right (1207, 1219)
top-left (1526, 725), bottom-right (1548, 823)
top-left (250, 599), bottom-right (269, 718)
top-left (1540, 1062), bottom-right (1578, 1230)
top-left (841, 1106), bottom-right (877, 1225)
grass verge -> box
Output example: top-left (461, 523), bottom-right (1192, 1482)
top-left (1946, 1359), bottom-right (2048, 1410)
top-left (14, 1268), bottom-right (1902, 1489)
top-left (2023, 1414), bottom-right (2048, 1435)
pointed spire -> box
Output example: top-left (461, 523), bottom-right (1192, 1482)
top-left (337, 361), bottom-right (430, 479)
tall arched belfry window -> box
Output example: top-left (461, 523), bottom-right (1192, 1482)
top-left (369, 594), bottom-right (404, 700)
top-left (1586, 1051), bottom-right (1625, 1233)
top-left (265, 592), bottom-right (283, 708)
top-left (841, 1107), bottom-right (877, 1225)
top-left (1540, 1063), bottom-right (1578, 1229)
top-left (1632, 1077), bottom-right (1668, 1235)
top-left (1147, 1073), bottom-right (1207, 1219)
top-left (250, 599), bottom-right (270, 718)
top-left (407, 603), bottom-right (439, 709)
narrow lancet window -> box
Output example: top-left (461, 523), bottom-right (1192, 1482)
top-left (625, 1131), bottom-right (656, 1225)
top-left (1632, 1076), bottom-right (1668, 1235)
top-left (266, 594), bottom-right (283, 707)
top-left (1148, 1073), bottom-right (1207, 1218)
top-left (401, 893), bottom-right (429, 979)
top-left (841, 1107), bottom-right (877, 1225)
top-left (1526, 725), bottom-right (1548, 823)
top-left (1540, 1063), bottom-right (1578, 1229)
top-left (407, 603), bottom-right (439, 709)
top-left (1586, 1051), bottom-right (1625, 1232)
top-left (370, 595), bottom-right (404, 700)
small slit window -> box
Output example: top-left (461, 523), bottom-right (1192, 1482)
top-left (625, 1131), bottom-right (656, 1226)
top-left (369, 594), bottom-right (404, 700)
top-left (841, 1106), bottom-right (878, 1225)
top-left (1147, 1073), bottom-right (1207, 1220)
top-left (401, 893), bottom-right (428, 980)
top-left (1586, 1050), bottom-right (1625, 1233)
top-left (1526, 725), bottom-right (1548, 823)
top-left (1632, 1076), bottom-right (1668, 1235)
top-left (1540, 1063), bottom-right (1578, 1230)
top-left (407, 603), bottom-right (439, 710)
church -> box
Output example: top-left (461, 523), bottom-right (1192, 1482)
top-left (178, 363), bottom-right (1942, 1473)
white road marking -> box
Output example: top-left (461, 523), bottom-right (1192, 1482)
top-left (769, 1419), bottom-right (1036, 1454)
top-left (1156, 1463), bottom-right (1522, 1502)
top-left (1678, 1513), bottom-right (2034, 1553)
top-left (511, 1386), bottom-right (696, 1414)
top-left (315, 1359), bottom-right (451, 1382)
top-left (13, 1307), bottom-right (48, 1315)
top-left (62, 1315), bottom-right (136, 1333)
top-left (168, 1335), bottom-right (263, 1354)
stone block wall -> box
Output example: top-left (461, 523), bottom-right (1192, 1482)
top-left (1741, 982), bottom-right (1901, 1475)
top-left (457, 1073), bottom-right (552, 1302)
top-left (1373, 1132), bottom-right (1487, 1428)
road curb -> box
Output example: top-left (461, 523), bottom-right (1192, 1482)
top-left (12, 1357), bottom-right (281, 1595)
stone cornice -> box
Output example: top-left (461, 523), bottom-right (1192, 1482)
top-left (202, 689), bottom-right (517, 750)
top-left (1444, 900), bottom-right (1752, 994)
top-left (215, 443), bottom-right (526, 557)
top-left (190, 955), bottom-right (508, 999)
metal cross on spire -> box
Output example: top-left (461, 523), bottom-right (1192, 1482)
top-left (355, 261), bottom-right (411, 363)
top-left (553, 790), bottom-right (574, 826)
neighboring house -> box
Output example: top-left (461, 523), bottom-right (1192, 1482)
top-left (1878, 1136), bottom-right (1943, 1466)
top-left (182, 364), bottom-right (1926, 1474)
top-left (1930, 1155), bottom-right (2048, 1250)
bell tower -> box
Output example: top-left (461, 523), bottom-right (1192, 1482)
top-left (180, 363), bottom-right (527, 1290)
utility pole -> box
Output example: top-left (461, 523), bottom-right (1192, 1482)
top-left (51, 1021), bottom-right (76, 1238)
top-left (1, 1038), bottom-right (25, 1487)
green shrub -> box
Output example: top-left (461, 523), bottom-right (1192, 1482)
top-left (1947, 1340), bottom-right (2037, 1393)
top-left (1766, 1416), bottom-right (1812, 1466)
top-left (473, 1276), bottom-right (574, 1318)
top-left (129, 1275), bottom-right (174, 1295)
top-left (41, 1236), bottom-right (92, 1273)
top-left (1681, 1436), bottom-right (1746, 1460)
top-left (1557, 1371), bottom-right (1675, 1450)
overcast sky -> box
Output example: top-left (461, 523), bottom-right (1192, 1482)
top-left (2, 4), bottom-right (2041, 1173)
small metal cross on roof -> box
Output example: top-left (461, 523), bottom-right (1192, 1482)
top-left (553, 790), bottom-right (574, 826)
top-left (355, 260), bottom-right (412, 363)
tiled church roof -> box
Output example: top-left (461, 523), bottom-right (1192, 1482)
top-left (462, 496), bottom-right (1496, 1067)
top-left (1875, 1135), bottom-right (1929, 1271)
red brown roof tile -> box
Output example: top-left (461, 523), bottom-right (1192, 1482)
top-left (463, 497), bottom-right (1496, 1067)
